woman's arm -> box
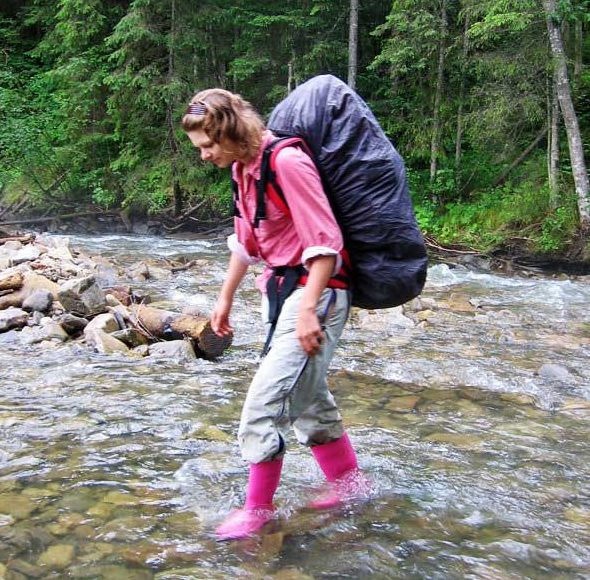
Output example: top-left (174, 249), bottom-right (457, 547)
top-left (211, 252), bottom-right (249, 337)
top-left (296, 254), bottom-right (337, 356)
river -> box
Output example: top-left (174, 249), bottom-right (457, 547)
top-left (0, 233), bottom-right (589, 579)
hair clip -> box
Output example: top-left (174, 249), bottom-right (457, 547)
top-left (187, 103), bottom-right (207, 116)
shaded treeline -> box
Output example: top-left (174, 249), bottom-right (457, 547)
top-left (0, 0), bottom-right (589, 252)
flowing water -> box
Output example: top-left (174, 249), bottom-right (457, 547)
top-left (1, 234), bottom-right (589, 579)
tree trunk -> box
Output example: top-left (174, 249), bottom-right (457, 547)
top-left (288, 60), bottom-right (294, 94)
top-left (543, 0), bottom-right (590, 231)
top-left (455, 14), bottom-right (469, 191)
top-left (430, 0), bottom-right (447, 191)
top-left (348, 0), bottom-right (359, 90)
top-left (493, 126), bottom-right (548, 187)
top-left (574, 19), bottom-right (583, 87)
top-left (167, 0), bottom-right (183, 217)
top-left (549, 68), bottom-right (560, 207)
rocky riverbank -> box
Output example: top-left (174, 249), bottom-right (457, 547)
top-left (0, 232), bottom-right (231, 360)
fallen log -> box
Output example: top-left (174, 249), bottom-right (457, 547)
top-left (0, 234), bottom-right (35, 245)
top-left (0, 211), bottom-right (119, 227)
top-left (0, 271), bottom-right (24, 292)
top-left (131, 304), bottom-right (231, 359)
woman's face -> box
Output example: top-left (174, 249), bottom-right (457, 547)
top-left (187, 129), bottom-right (240, 168)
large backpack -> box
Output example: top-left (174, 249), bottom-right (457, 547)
top-left (253, 74), bottom-right (427, 309)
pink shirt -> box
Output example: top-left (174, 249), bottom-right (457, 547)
top-left (228, 132), bottom-right (343, 293)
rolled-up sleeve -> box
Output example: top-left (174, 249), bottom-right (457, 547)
top-left (273, 147), bottom-right (343, 274)
top-left (227, 233), bottom-right (259, 265)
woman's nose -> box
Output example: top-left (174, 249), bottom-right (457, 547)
top-left (200, 149), bottom-right (210, 161)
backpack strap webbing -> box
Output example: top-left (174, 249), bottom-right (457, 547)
top-left (261, 264), bottom-right (306, 357)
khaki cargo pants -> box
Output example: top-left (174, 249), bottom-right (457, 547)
top-left (238, 287), bottom-right (350, 464)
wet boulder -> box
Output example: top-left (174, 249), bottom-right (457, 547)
top-left (149, 339), bottom-right (196, 362)
top-left (22, 319), bottom-right (69, 344)
top-left (538, 363), bottom-right (573, 382)
top-left (84, 313), bottom-right (121, 335)
top-left (0, 271), bottom-right (60, 310)
top-left (58, 313), bottom-right (88, 335)
top-left (85, 328), bottom-right (130, 355)
top-left (58, 275), bottom-right (107, 317)
top-left (111, 328), bottom-right (150, 348)
top-left (22, 289), bottom-right (53, 313)
top-left (11, 244), bottom-right (42, 265)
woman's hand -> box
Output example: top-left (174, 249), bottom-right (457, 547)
top-left (296, 306), bottom-right (324, 356)
top-left (211, 296), bottom-right (234, 337)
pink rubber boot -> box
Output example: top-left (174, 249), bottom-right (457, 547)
top-left (309, 433), bottom-right (371, 510)
top-left (216, 458), bottom-right (283, 540)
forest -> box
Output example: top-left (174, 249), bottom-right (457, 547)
top-left (1, 0), bottom-right (589, 258)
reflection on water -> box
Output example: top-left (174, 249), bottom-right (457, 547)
top-left (0, 234), bottom-right (589, 579)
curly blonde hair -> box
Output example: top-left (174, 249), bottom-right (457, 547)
top-left (181, 89), bottom-right (265, 162)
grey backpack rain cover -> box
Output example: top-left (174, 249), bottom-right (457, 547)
top-left (267, 74), bottom-right (428, 309)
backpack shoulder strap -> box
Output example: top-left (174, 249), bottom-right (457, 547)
top-left (254, 136), bottom-right (312, 227)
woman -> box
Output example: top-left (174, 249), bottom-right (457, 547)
top-left (182, 89), bottom-right (368, 540)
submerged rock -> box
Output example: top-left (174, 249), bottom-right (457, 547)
top-left (538, 363), bottom-right (573, 381)
top-left (149, 340), bottom-right (196, 362)
top-left (37, 544), bottom-right (75, 570)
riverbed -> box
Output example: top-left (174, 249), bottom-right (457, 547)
top-left (1, 233), bottom-right (589, 579)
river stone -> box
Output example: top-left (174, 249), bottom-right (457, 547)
top-left (0, 494), bottom-right (35, 520)
top-left (127, 261), bottom-right (151, 281)
top-left (0, 307), bottom-right (28, 332)
top-left (155, 567), bottom-right (230, 580)
top-left (7, 558), bottom-right (45, 578)
top-left (499, 392), bottom-right (538, 407)
top-left (444, 292), bottom-right (477, 313)
top-left (46, 513), bottom-right (85, 536)
top-left (424, 432), bottom-right (484, 449)
top-left (71, 564), bottom-right (153, 580)
top-left (85, 328), bottom-right (130, 355)
top-left (102, 491), bottom-right (137, 506)
top-left (84, 312), bottom-right (120, 335)
top-left (149, 340), bottom-right (196, 362)
top-left (133, 344), bottom-right (150, 357)
top-left (58, 312), bottom-right (88, 335)
top-left (111, 328), bottom-right (149, 347)
top-left (104, 285), bottom-right (133, 306)
top-left (58, 275), bottom-right (107, 317)
top-left (560, 398), bottom-right (590, 419)
top-left (188, 424), bottom-right (233, 443)
top-left (564, 507), bottom-right (590, 526)
top-left (37, 544), bottom-right (75, 570)
top-left (385, 395), bottom-right (420, 413)
top-left (356, 306), bottom-right (415, 331)
top-left (415, 309), bottom-right (437, 322)
top-left (10, 244), bottom-right (42, 265)
top-left (26, 320), bottom-right (69, 344)
top-left (538, 363), bottom-right (573, 381)
top-left (87, 502), bottom-right (115, 518)
top-left (98, 516), bottom-right (155, 542)
top-left (21, 289), bottom-right (53, 313)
